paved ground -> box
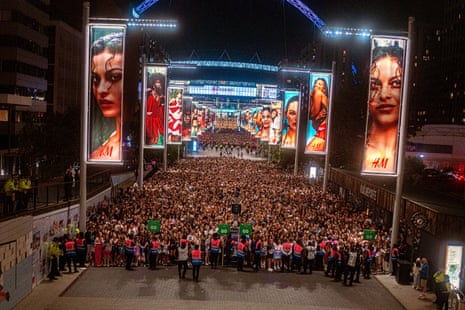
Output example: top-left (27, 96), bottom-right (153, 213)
top-left (13, 265), bottom-right (438, 310)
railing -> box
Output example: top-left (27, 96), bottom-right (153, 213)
top-left (0, 170), bottom-right (112, 221)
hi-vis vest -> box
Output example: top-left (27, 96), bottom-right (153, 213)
top-left (125, 238), bottom-right (135, 253)
top-left (293, 243), bottom-right (303, 259)
top-left (192, 249), bottom-right (202, 266)
top-left (65, 240), bottom-right (76, 256)
top-left (237, 242), bottom-right (246, 258)
top-left (150, 240), bottom-right (159, 254)
top-left (76, 238), bottom-right (85, 251)
top-left (210, 239), bottom-right (220, 254)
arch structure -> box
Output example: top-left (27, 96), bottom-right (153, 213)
top-left (132, 0), bottom-right (326, 34)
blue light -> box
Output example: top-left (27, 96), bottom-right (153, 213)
top-left (132, 0), bottom-right (160, 18)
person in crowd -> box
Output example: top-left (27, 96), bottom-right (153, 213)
top-left (149, 235), bottom-right (160, 270)
top-left (236, 235), bottom-right (247, 271)
top-left (253, 233), bottom-right (263, 272)
top-left (75, 232), bottom-right (87, 268)
top-left (281, 96), bottom-right (299, 148)
top-left (89, 31), bottom-right (124, 161)
top-left (209, 233), bottom-right (221, 269)
top-left (363, 41), bottom-right (404, 173)
top-left (125, 234), bottom-right (135, 271)
top-left (390, 243), bottom-right (399, 276)
top-left (412, 257), bottom-right (421, 290)
top-left (191, 244), bottom-right (202, 282)
top-left (47, 237), bottom-right (60, 280)
top-left (433, 269), bottom-right (451, 309)
top-left (64, 235), bottom-right (78, 273)
top-left (419, 257), bottom-right (429, 299)
top-left (177, 240), bottom-right (189, 279)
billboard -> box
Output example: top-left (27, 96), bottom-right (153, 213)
top-left (143, 65), bottom-right (167, 148)
top-left (281, 91), bottom-right (300, 149)
top-left (268, 101), bottom-right (282, 145)
top-left (87, 25), bottom-right (126, 163)
top-left (167, 87), bottom-right (183, 144)
top-left (362, 36), bottom-right (407, 175)
top-left (182, 96), bottom-right (193, 141)
top-left (305, 72), bottom-right (332, 154)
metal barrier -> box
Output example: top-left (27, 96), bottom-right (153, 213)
top-left (452, 288), bottom-right (464, 310)
top-left (0, 170), bottom-right (112, 220)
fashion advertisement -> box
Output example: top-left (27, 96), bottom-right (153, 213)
top-left (87, 25), bottom-right (126, 163)
top-left (305, 72), bottom-right (332, 154)
top-left (143, 65), bottom-right (167, 149)
top-left (268, 100), bottom-right (282, 145)
top-left (167, 87), bottom-right (183, 144)
top-left (281, 91), bottom-right (300, 149)
top-left (362, 36), bottom-right (407, 175)
top-left (182, 96), bottom-right (193, 141)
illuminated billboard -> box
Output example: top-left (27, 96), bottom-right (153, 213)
top-left (87, 25), bottom-right (126, 163)
top-left (305, 72), bottom-right (332, 154)
top-left (182, 96), bottom-right (193, 141)
top-left (143, 65), bottom-right (167, 149)
top-left (167, 87), bottom-right (183, 144)
top-left (362, 36), bottom-right (407, 175)
top-left (269, 101), bottom-right (282, 145)
top-left (281, 91), bottom-right (300, 149)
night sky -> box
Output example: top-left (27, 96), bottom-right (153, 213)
top-left (60, 0), bottom-right (441, 64)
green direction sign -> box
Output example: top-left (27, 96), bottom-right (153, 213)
top-left (218, 224), bottom-right (230, 236)
top-left (239, 224), bottom-right (252, 237)
top-left (147, 220), bottom-right (160, 233)
top-left (363, 229), bottom-right (376, 241)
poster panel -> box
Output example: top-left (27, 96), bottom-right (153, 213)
top-left (167, 87), bottom-right (183, 144)
top-left (259, 105), bottom-right (272, 142)
top-left (144, 65), bottom-right (167, 148)
top-left (362, 36), bottom-right (407, 175)
top-left (305, 72), bottom-right (332, 154)
top-left (281, 91), bottom-right (300, 149)
top-left (87, 25), bottom-right (126, 163)
top-left (182, 96), bottom-right (193, 141)
top-left (268, 101), bottom-right (282, 145)
top-left (445, 244), bottom-right (463, 289)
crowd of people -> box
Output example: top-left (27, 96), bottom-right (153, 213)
top-left (51, 147), bottom-right (403, 286)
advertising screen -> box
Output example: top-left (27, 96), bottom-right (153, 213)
top-left (281, 91), bottom-right (300, 149)
top-left (87, 25), bottom-right (126, 163)
top-left (362, 36), bottom-right (407, 175)
top-left (167, 87), bottom-right (183, 144)
top-left (268, 101), bottom-right (282, 145)
top-left (305, 72), bottom-right (332, 154)
top-left (143, 65), bottom-right (167, 149)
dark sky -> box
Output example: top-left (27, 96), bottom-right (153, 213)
top-left (78, 0), bottom-right (441, 64)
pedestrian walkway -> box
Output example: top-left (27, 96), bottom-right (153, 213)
top-left (375, 273), bottom-right (436, 310)
top-left (12, 267), bottom-right (438, 310)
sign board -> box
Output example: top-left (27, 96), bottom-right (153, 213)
top-left (218, 224), bottom-right (230, 236)
top-left (363, 229), bottom-right (376, 241)
top-left (239, 224), bottom-right (252, 237)
top-left (147, 220), bottom-right (160, 233)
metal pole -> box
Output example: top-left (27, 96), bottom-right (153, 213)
top-left (79, 1), bottom-right (90, 233)
top-left (293, 89), bottom-right (302, 176)
top-left (139, 55), bottom-right (147, 188)
top-left (163, 85), bottom-right (168, 171)
top-left (323, 61), bottom-right (336, 192)
top-left (390, 16), bottom-right (415, 266)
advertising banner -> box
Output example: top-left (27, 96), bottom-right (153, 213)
top-left (167, 87), bottom-right (183, 144)
top-left (182, 96), bottom-right (193, 141)
top-left (144, 65), bottom-right (167, 148)
top-left (445, 244), bottom-right (463, 289)
top-left (281, 91), bottom-right (300, 149)
top-left (268, 101), bottom-right (282, 145)
top-left (362, 36), bottom-right (407, 175)
top-left (87, 25), bottom-right (126, 163)
top-left (305, 72), bottom-right (332, 154)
